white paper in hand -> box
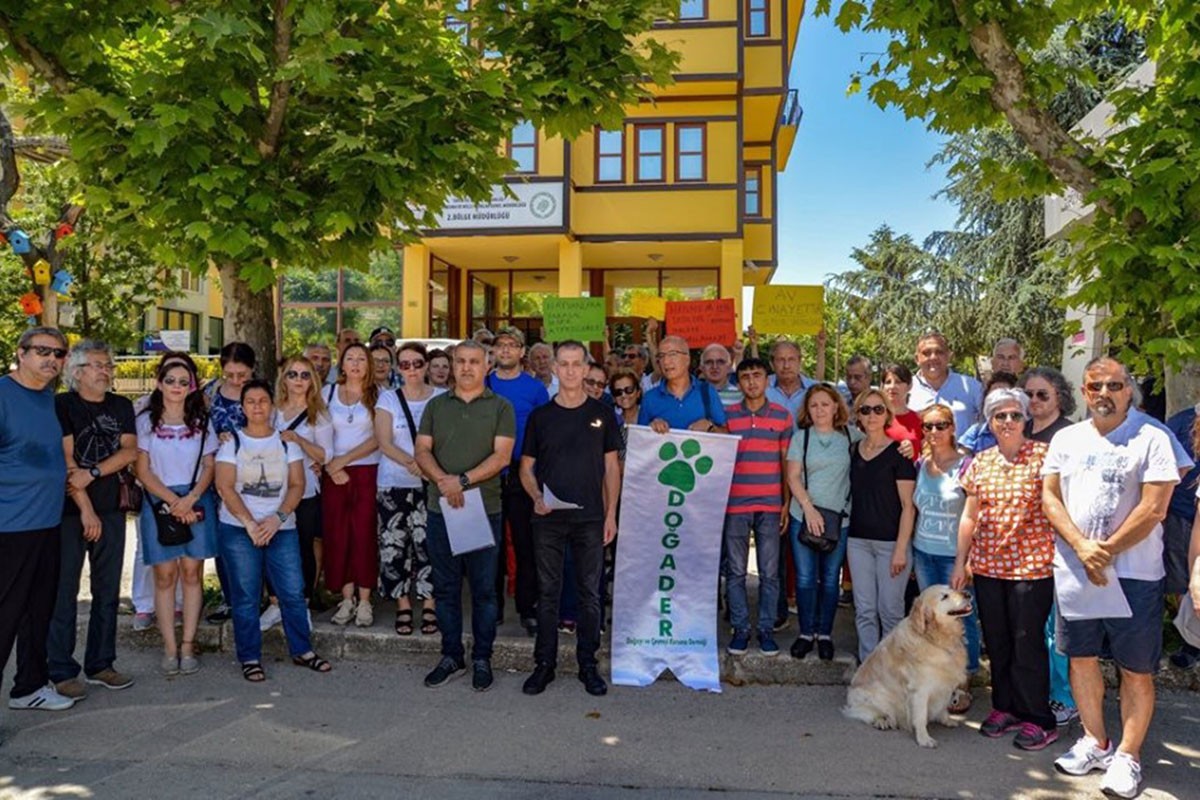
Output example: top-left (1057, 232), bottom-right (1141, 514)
top-left (439, 489), bottom-right (494, 555)
top-left (543, 484), bottom-right (583, 511)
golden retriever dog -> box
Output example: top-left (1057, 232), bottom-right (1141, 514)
top-left (842, 585), bottom-right (972, 748)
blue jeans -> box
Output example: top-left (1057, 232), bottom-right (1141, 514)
top-left (723, 512), bottom-right (781, 635)
top-left (218, 523), bottom-right (312, 663)
top-left (913, 548), bottom-right (981, 673)
top-left (426, 511), bottom-right (502, 663)
top-left (790, 516), bottom-right (848, 638)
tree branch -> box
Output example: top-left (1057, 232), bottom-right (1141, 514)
top-left (0, 14), bottom-right (72, 94)
top-left (14, 135), bottom-right (69, 164)
top-left (949, 0), bottom-right (1116, 219)
top-left (0, 106), bottom-right (20, 223)
top-left (257, 0), bottom-right (293, 159)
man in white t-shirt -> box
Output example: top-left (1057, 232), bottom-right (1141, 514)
top-left (1041, 357), bottom-right (1178, 799)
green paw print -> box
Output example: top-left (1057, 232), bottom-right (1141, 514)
top-left (656, 439), bottom-right (713, 494)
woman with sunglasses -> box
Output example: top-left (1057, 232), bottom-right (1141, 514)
top-left (951, 389), bottom-right (1058, 751)
top-left (375, 342), bottom-right (444, 637)
top-left (135, 360), bottom-right (219, 675)
top-left (845, 389), bottom-right (917, 663)
top-left (1019, 367), bottom-right (1076, 445)
top-left (608, 368), bottom-right (642, 462)
top-left (911, 403), bottom-right (979, 713)
top-left (257, 357), bottom-right (332, 630)
top-left (958, 372), bottom-right (1019, 455)
top-left (323, 343), bottom-right (380, 627)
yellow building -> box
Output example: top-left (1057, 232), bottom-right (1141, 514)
top-left (401, 0), bottom-right (803, 342)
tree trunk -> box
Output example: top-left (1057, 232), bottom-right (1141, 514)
top-left (1164, 364), bottom-right (1200, 419)
top-left (217, 260), bottom-right (278, 382)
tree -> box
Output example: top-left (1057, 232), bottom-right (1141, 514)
top-left (0, 1), bottom-right (678, 371)
top-left (818, 1), bottom-right (1200, 371)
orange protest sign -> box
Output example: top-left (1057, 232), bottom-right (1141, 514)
top-left (665, 298), bottom-right (737, 348)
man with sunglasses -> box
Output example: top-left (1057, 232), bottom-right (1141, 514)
top-left (908, 331), bottom-right (983, 433)
top-left (1042, 357), bottom-right (1179, 799)
top-left (1, 327), bottom-right (75, 712)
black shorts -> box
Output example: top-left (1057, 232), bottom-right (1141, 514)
top-left (1058, 578), bottom-right (1164, 674)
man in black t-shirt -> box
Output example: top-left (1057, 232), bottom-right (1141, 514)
top-left (519, 341), bottom-right (621, 697)
top-left (48, 341), bottom-right (138, 699)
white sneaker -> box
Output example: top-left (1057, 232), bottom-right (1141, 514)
top-left (259, 604), bottom-right (282, 631)
top-left (330, 597), bottom-right (356, 626)
top-left (355, 599), bottom-right (374, 627)
top-left (1054, 735), bottom-right (1115, 776)
top-left (1050, 700), bottom-right (1079, 726)
top-left (1099, 752), bottom-right (1142, 798)
top-left (8, 683), bottom-right (76, 711)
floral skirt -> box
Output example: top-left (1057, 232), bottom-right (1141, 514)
top-left (376, 486), bottom-right (432, 600)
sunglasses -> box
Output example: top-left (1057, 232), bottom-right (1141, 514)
top-left (922, 421), bottom-right (952, 432)
top-left (991, 411), bottom-right (1024, 423)
top-left (583, 378), bottom-right (606, 388)
top-left (25, 345), bottom-right (68, 359)
top-left (612, 385), bottom-right (639, 397)
top-left (161, 376), bottom-right (192, 387)
top-left (1085, 381), bottom-right (1126, 393)
top-left (375, 339), bottom-right (396, 348)
top-left (857, 404), bottom-right (887, 416)
top-left (622, 352), bottom-right (639, 360)
top-left (397, 359), bottom-right (425, 371)
top-left (1024, 389), bottom-right (1051, 402)
top-left (285, 370), bottom-right (312, 380)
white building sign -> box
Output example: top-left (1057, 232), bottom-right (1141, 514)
top-left (430, 183), bottom-right (563, 231)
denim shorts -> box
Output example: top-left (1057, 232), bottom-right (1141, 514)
top-left (1058, 578), bottom-right (1164, 674)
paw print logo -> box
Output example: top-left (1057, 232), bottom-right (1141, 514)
top-left (656, 439), bottom-right (713, 494)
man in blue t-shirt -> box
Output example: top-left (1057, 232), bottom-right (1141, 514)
top-left (1, 327), bottom-right (73, 712)
top-left (638, 335), bottom-right (727, 433)
top-left (485, 327), bottom-right (550, 634)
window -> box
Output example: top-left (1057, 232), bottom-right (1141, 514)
top-left (208, 317), bottom-right (224, 355)
top-left (747, 0), bottom-right (769, 37)
top-left (675, 124), bottom-right (706, 182)
top-left (595, 128), bottom-right (625, 183)
top-left (679, 0), bottom-right (707, 19)
top-left (178, 268), bottom-right (203, 293)
top-left (744, 167), bottom-right (762, 216)
top-left (634, 124), bottom-right (665, 182)
top-left (155, 307), bottom-right (200, 351)
top-left (508, 121), bottom-right (537, 173)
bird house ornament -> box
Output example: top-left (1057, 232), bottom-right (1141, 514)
top-left (19, 292), bottom-right (43, 316)
top-left (7, 228), bottom-right (31, 254)
top-left (54, 222), bottom-right (74, 240)
top-left (51, 269), bottom-right (74, 295)
top-left (32, 259), bottom-right (52, 285)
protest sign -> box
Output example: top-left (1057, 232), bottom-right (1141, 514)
top-left (630, 294), bottom-right (667, 320)
top-left (752, 285), bottom-right (824, 335)
top-left (543, 296), bottom-right (606, 341)
top-left (665, 298), bottom-right (736, 347)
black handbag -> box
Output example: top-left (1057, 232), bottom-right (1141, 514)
top-left (154, 425), bottom-right (207, 547)
top-left (798, 427), bottom-right (851, 554)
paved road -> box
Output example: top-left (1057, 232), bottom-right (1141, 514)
top-left (2, 648), bottom-right (1197, 799)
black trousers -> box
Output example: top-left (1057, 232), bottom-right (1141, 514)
top-left (0, 528), bottom-right (61, 698)
top-left (533, 517), bottom-right (604, 668)
top-left (498, 473), bottom-right (538, 619)
top-left (974, 574), bottom-right (1055, 730)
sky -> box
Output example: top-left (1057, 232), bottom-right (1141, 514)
top-left (770, 12), bottom-right (960, 288)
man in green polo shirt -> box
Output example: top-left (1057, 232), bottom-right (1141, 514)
top-left (415, 340), bottom-right (515, 692)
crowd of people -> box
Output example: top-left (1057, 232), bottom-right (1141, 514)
top-left (1, 322), bottom-right (1198, 798)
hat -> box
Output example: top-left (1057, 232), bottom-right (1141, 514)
top-left (493, 326), bottom-right (525, 346)
top-left (369, 326), bottom-right (395, 341)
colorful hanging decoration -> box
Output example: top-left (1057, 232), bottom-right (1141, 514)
top-left (19, 292), bottom-right (43, 316)
top-left (32, 259), bottom-right (52, 285)
top-left (51, 269), bottom-right (74, 295)
top-left (7, 228), bottom-right (31, 254)
top-left (54, 222), bottom-right (74, 240)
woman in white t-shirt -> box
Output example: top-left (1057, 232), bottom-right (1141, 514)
top-left (134, 359), bottom-right (218, 677)
top-left (374, 343), bottom-right (444, 636)
top-left (322, 343), bottom-right (380, 627)
top-left (214, 380), bottom-right (331, 682)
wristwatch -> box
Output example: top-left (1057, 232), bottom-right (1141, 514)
top-left (458, 473), bottom-right (470, 490)
top-left (275, 510), bottom-right (288, 524)
top-left (89, 466), bottom-right (102, 480)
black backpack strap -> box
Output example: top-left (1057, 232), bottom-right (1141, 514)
top-left (230, 428), bottom-right (241, 455)
top-left (285, 412), bottom-right (306, 432)
top-left (801, 426), bottom-right (810, 489)
top-left (395, 390), bottom-right (419, 446)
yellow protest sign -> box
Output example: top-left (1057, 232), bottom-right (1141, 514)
top-left (630, 294), bottom-right (667, 320)
top-left (753, 285), bottom-right (824, 335)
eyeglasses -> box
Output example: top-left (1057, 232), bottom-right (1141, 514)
top-left (1085, 381), bottom-right (1126, 393)
top-left (1024, 389), bottom-right (1051, 402)
top-left (86, 362), bottom-right (116, 372)
top-left (25, 345), bottom-right (68, 359)
top-left (657, 350), bottom-right (689, 361)
top-left (991, 411), bottom-right (1024, 423)
top-left (375, 338), bottom-right (395, 348)
top-left (922, 421), bottom-right (952, 431)
top-left (161, 376), bottom-right (191, 387)
top-left (612, 385), bottom-right (638, 397)
top-left (701, 359), bottom-right (729, 368)
top-left (583, 378), bottom-right (606, 388)
top-left (397, 359), bottom-right (425, 371)
top-left (494, 341), bottom-right (520, 350)
top-left (857, 404), bottom-right (887, 416)
top-left (284, 370), bottom-right (312, 380)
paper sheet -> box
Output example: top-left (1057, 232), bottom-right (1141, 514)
top-left (439, 489), bottom-right (495, 556)
top-left (1053, 551), bottom-right (1132, 621)
top-left (543, 484), bottom-right (583, 511)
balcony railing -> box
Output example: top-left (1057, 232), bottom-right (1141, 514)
top-left (782, 89), bottom-right (803, 127)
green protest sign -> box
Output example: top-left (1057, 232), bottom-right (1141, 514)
top-left (543, 296), bottom-right (606, 342)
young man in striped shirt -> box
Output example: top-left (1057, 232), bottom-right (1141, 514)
top-left (722, 357), bottom-right (794, 656)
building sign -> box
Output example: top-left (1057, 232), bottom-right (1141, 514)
top-left (429, 183), bottom-right (564, 231)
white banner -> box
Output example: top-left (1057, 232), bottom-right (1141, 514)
top-left (428, 182), bottom-right (563, 230)
top-left (611, 425), bottom-right (738, 693)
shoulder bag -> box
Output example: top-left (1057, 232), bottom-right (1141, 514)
top-left (153, 424), bottom-right (207, 547)
top-left (797, 427), bottom-right (851, 554)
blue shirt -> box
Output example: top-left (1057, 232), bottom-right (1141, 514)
top-left (958, 421), bottom-right (997, 455)
top-left (765, 374), bottom-right (817, 421)
top-left (909, 370), bottom-right (983, 433)
top-left (638, 377), bottom-right (728, 430)
top-left (1164, 407), bottom-right (1197, 521)
top-left (486, 372), bottom-right (549, 464)
top-left (0, 376), bottom-right (67, 532)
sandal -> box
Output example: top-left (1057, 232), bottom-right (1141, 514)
top-left (420, 607), bottom-right (438, 636)
top-left (394, 609), bottom-right (414, 636)
top-left (241, 662), bottom-right (266, 682)
top-left (292, 652), bottom-right (332, 673)
top-left (948, 687), bottom-right (973, 714)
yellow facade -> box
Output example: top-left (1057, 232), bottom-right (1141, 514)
top-left (406, 0), bottom-right (804, 342)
